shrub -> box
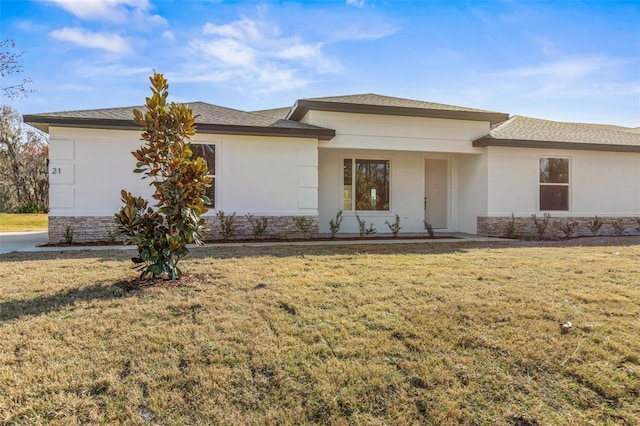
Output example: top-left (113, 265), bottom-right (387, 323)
top-left (504, 213), bottom-right (516, 239)
top-left (588, 215), bottom-right (603, 236)
top-left (611, 219), bottom-right (625, 235)
top-left (105, 224), bottom-right (121, 243)
top-left (531, 213), bottom-right (551, 240)
top-left (245, 214), bottom-right (268, 239)
top-left (115, 72), bottom-right (211, 280)
top-left (217, 211), bottom-right (236, 239)
top-left (636, 217), bottom-right (640, 232)
top-left (63, 225), bottom-right (73, 244)
top-left (293, 216), bottom-right (313, 235)
top-left (385, 214), bottom-right (402, 237)
top-left (423, 220), bottom-right (434, 238)
top-left (16, 202), bottom-right (39, 213)
top-left (329, 210), bottom-right (343, 238)
top-left (356, 213), bottom-right (377, 237)
top-left (555, 217), bottom-right (578, 238)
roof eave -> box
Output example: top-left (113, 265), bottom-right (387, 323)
top-left (287, 99), bottom-right (509, 124)
top-left (23, 116), bottom-right (336, 140)
top-left (473, 137), bottom-right (640, 153)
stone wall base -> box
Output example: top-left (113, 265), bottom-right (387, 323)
top-left (477, 215), bottom-right (640, 239)
top-left (49, 215), bottom-right (319, 244)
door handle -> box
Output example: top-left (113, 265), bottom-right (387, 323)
top-left (424, 196), bottom-right (427, 210)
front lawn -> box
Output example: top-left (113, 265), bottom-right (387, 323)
top-left (0, 213), bottom-right (48, 232)
top-left (1, 238), bottom-right (639, 424)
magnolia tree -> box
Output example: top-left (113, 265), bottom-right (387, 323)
top-left (115, 72), bottom-right (212, 280)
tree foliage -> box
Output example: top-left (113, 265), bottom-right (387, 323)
top-left (0, 106), bottom-right (48, 212)
top-left (115, 72), bottom-right (212, 280)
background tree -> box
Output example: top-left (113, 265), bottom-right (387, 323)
top-left (115, 71), bottom-right (212, 280)
top-left (0, 105), bottom-right (48, 212)
top-left (1, 39), bottom-right (33, 99)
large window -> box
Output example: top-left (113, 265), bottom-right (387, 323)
top-left (539, 157), bottom-right (569, 211)
top-left (191, 144), bottom-right (216, 208)
top-left (343, 158), bottom-right (390, 211)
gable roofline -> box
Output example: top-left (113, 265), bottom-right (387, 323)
top-left (286, 94), bottom-right (509, 125)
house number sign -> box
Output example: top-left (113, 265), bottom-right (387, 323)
top-left (49, 163), bottom-right (74, 184)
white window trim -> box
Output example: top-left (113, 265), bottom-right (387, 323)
top-left (538, 156), bottom-right (571, 212)
top-left (340, 154), bottom-right (393, 214)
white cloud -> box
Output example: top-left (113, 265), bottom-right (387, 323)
top-left (175, 11), bottom-right (395, 94)
top-left (49, 27), bottom-right (132, 54)
top-left (47, 0), bottom-right (166, 26)
top-left (346, 0), bottom-right (365, 8)
top-left (203, 18), bottom-right (265, 41)
top-left (500, 56), bottom-right (608, 81)
top-left (162, 30), bottom-right (175, 41)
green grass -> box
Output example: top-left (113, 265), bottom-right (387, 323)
top-left (0, 213), bottom-right (48, 232)
top-left (1, 238), bottom-right (639, 424)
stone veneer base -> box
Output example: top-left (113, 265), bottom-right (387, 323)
top-left (48, 215), bottom-right (319, 244)
top-left (477, 215), bottom-right (640, 238)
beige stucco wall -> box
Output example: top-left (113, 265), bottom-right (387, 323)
top-left (486, 146), bottom-right (640, 217)
top-left (48, 127), bottom-right (319, 218)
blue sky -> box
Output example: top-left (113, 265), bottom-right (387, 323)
top-left (2, 0), bottom-right (639, 126)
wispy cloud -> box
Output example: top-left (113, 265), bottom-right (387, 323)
top-left (161, 30), bottom-right (175, 42)
top-left (177, 17), bottom-right (344, 93)
top-left (346, 0), bottom-right (365, 8)
top-left (47, 0), bottom-right (166, 26)
top-left (49, 27), bottom-right (132, 54)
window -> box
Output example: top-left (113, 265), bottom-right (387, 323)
top-left (539, 157), bottom-right (569, 211)
top-left (343, 158), bottom-right (390, 211)
top-left (191, 144), bottom-right (216, 208)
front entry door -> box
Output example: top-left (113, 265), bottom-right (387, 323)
top-left (424, 159), bottom-right (448, 229)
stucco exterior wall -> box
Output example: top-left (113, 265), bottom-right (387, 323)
top-left (309, 110), bottom-right (492, 234)
top-left (47, 127), bottom-right (319, 242)
top-left (304, 111), bottom-right (490, 153)
top-left (486, 146), bottom-right (640, 216)
top-left (456, 153), bottom-right (488, 234)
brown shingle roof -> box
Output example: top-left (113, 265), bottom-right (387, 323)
top-left (474, 115), bottom-right (640, 152)
top-left (24, 102), bottom-right (335, 140)
top-left (287, 93), bottom-right (509, 124)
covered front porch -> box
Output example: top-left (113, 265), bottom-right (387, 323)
top-left (317, 149), bottom-right (487, 236)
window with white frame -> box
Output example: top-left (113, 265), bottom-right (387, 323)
top-left (343, 158), bottom-right (390, 211)
top-left (539, 157), bottom-right (569, 211)
top-left (191, 144), bottom-right (216, 208)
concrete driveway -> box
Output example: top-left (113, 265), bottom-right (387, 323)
top-left (0, 231), bottom-right (49, 254)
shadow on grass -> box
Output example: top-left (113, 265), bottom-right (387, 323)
top-left (0, 282), bottom-right (132, 322)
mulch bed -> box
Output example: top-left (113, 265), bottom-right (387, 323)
top-left (41, 235), bottom-right (458, 248)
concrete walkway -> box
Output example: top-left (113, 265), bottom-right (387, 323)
top-left (0, 232), bottom-right (502, 255)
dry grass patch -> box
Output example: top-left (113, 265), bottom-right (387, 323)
top-left (1, 238), bottom-right (639, 424)
top-left (0, 213), bottom-right (48, 232)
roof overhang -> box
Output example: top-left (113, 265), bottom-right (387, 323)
top-left (473, 137), bottom-right (640, 153)
top-left (23, 116), bottom-right (336, 140)
top-left (287, 99), bottom-right (509, 125)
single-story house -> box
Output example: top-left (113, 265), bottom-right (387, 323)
top-left (24, 93), bottom-right (640, 243)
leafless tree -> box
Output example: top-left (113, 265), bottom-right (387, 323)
top-left (1, 39), bottom-right (34, 100)
top-left (0, 106), bottom-right (48, 212)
